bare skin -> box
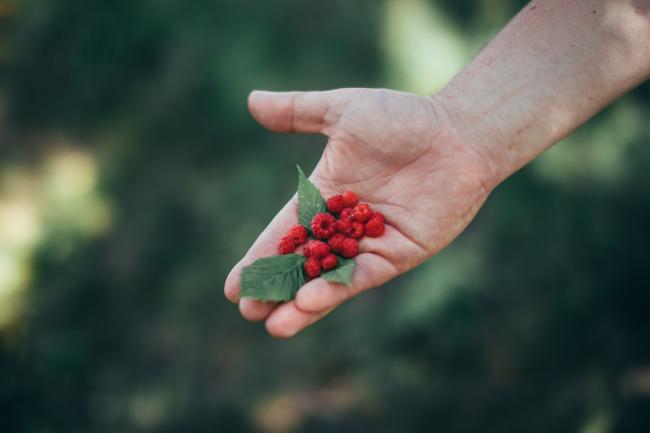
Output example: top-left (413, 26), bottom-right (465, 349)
top-left (225, 0), bottom-right (650, 338)
top-left (224, 89), bottom-right (494, 336)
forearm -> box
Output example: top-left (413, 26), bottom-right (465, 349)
top-left (437, 0), bottom-right (650, 184)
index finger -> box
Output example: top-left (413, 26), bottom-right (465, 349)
top-left (224, 195), bottom-right (299, 304)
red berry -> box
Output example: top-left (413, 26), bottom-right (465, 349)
top-left (328, 233), bottom-right (346, 253)
top-left (335, 219), bottom-right (352, 236)
top-left (304, 257), bottom-right (322, 278)
top-left (352, 204), bottom-right (372, 223)
top-left (278, 237), bottom-right (296, 255)
top-left (341, 237), bottom-right (359, 258)
top-left (365, 215), bottom-right (385, 237)
top-left (304, 240), bottom-right (330, 259)
top-left (350, 221), bottom-right (365, 239)
top-left (326, 195), bottom-right (345, 213)
top-left (321, 254), bottom-right (338, 271)
top-left (339, 208), bottom-right (353, 222)
top-left (311, 212), bottom-right (336, 239)
top-left (288, 224), bottom-right (308, 245)
top-left (371, 212), bottom-right (385, 223)
top-left (341, 191), bottom-right (359, 208)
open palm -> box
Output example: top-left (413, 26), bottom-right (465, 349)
top-left (225, 88), bottom-right (496, 337)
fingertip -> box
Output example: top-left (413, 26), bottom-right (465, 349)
top-left (246, 90), bottom-right (331, 134)
top-left (266, 324), bottom-right (298, 339)
top-left (224, 265), bottom-right (241, 303)
top-left (247, 90), bottom-right (287, 129)
top-left (295, 280), bottom-right (343, 313)
top-left (239, 298), bottom-right (277, 322)
top-left (265, 306), bottom-right (299, 339)
top-left (247, 90), bottom-right (265, 112)
top-left (265, 302), bottom-right (335, 339)
top-left (247, 91), bottom-right (261, 121)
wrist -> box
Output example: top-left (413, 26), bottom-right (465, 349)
top-left (429, 90), bottom-right (515, 189)
top-left (432, 0), bottom-right (650, 187)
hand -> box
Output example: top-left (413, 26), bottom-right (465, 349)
top-left (224, 88), bottom-right (497, 337)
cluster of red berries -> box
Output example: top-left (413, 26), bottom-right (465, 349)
top-left (278, 191), bottom-right (386, 279)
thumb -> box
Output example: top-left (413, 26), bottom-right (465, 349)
top-left (247, 89), bottom-right (353, 134)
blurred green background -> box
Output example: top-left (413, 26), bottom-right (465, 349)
top-left (1, 0), bottom-right (649, 432)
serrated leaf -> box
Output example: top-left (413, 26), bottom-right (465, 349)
top-left (297, 165), bottom-right (326, 231)
top-left (241, 254), bottom-right (306, 302)
top-left (322, 258), bottom-right (356, 285)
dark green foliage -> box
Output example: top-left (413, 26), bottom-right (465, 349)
top-left (241, 254), bottom-right (306, 302)
top-left (297, 165), bottom-right (327, 231)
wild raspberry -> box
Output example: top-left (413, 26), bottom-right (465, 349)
top-left (304, 240), bottom-right (330, 259)
top-left (311, 212), bottom-right (336, 239)
top-left (287, 224), bottom-right (308, 245)
top-left (328, 233), bottom-right (346, 253)
top-left (304, 257), bottom-right (322, 278)
top-left (335, 219), bottom-right (352, 236)
top-left (321, 254), bottom-right (338, 271)
top-left (341, 237), bottom-right (359, 258)
top-left (352, 203), bottom-right (372, 223)
top-left (278, 237), bottom-right (296, 255)
top-left (326, 195), bottom-right (345, 214)
top-left (339, 208), bottom-right (353, 222)
top-left (365, 215), bottom-right (385, 237)
top-left (342, 191), bottom-right (359, 208)
top-left (349, 221), bottom-right (365, 239)
top-left (371, 212), bottom-right (385, 223)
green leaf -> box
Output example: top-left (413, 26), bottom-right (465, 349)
top-left (297, 165), bottom-right (326, 231)
top-left (241, 254), bottom-right (306, 302)
top-left (322, 258), bottom-right (356, 285)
